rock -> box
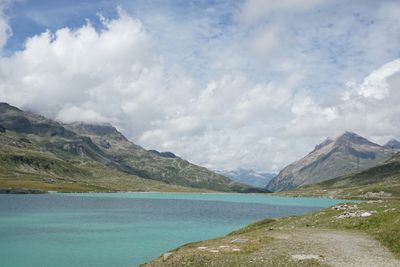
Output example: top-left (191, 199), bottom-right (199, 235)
top-left (332, 204), bottom-right (358, 211)
top-left (197, 246), bottom-right (208, 250)
top-left (162, 252), bottom-right (172, 261)
top-left (384, 208), bottom-right (396, 212)
top-left (364, 191), bottom-right (392, 198)
top-left (291, 254), bottom-right (321, 261)
top-left (209, 249), bottom-right (219, 253)
top-left (218, 245), bottom-right (230, 249)
top-left (367, 200), bottom-right (384, 203)
top-left (231, 238), bottom-right (249, 243)
top-left (232, 248), bottom-right (241, 252)
top-left (335, 210), bottom-right (376, 219)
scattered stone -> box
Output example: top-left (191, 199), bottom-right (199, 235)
top-left (364, 191), bottom-right (392, 198)
top-left (232, 248), bottom-right (241, 252)
top-left (335, 210), bottom-right (376, 219)
top-left (291, 254), bottom-right (321, 261)
top-left (162, 252), bottom-right (173, 261)
top-left (231, 238), bottom-right (249, 243)
top-left (361, 212), bottom-right (372, 217)
top-left (209, 249), bottom-right (219, 253)
top-left (196, 246), bottom-right (208, 250)
top-left (384, 208), bottom-right (397, 213)
top-left (218, 245), bottom-right (230, 249)
top-left (367, 200), bottom-right (384, 204)
top-left (332, 204), bottom-right (358, 211)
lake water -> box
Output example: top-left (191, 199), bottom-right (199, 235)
top-left (0, 193), bottom-right (347, 267)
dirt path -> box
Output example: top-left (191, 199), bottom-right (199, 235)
top-left (268, 228), bottom-right (400, 267)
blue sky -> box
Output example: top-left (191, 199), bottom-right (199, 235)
top-left (1, 0), bottom-right (400, 172)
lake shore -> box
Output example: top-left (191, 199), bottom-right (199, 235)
top-left (143, 199), bottom-right (400, 266)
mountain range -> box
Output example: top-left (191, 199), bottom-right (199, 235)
top-left (217, 168), bottom-right (275, 188)
top-left (267, 131), bottom-right (399, 192)
top-left (0, 103), bottom-right (259, 193)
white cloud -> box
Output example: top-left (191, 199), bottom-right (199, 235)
top-left (56, 106), bottom-right (110, 124)
top-left (0, 2), bottom-right (400, 174)
top-left (288, 58), bottom-right (400, 141)
top-left (0, 8), bottom-right (164, 135)
top-left (352, 59), bottom-right (400, 100)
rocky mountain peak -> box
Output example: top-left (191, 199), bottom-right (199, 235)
top-left (65, 122), bottom-right (128, 141)
top-left (334, 131), bottom-right (379, 147)
top-left (384, 139), bottom-right (400, 149)
top-left (266, 131), bottom-right (391, 192)
top-left (314, 137), bottom-right (334, 150)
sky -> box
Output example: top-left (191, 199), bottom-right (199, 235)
top-left (0, 0), bottom-right (399, 173)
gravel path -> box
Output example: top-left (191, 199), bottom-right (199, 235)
top-left (269, 228), bottom-right (400, 267)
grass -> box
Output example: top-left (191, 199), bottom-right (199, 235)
top-left (0, 131), bottom-right (214, 193)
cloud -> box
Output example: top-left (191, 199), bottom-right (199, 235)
top-left (56, 106), bottom-right (110, 124)
top-left (0, 2), bottom-right (400, 173)
top-left (345, 59), bottom-right (400, 100)
top-left (0, 7), bottom-right (163, 135)
top-left (288, 57), bottom-right (400, 142)
top-left (238, 0), bottom-right (327, 23)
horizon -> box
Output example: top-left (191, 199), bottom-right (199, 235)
top-left (0, 0), bottom-right (399, 173)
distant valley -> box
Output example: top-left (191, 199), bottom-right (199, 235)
top-left (217, 168), bottom-right (275, 188)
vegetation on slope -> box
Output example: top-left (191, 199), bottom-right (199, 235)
top-left (0, 103), bottom-right (258, 193)
top-left (144, 200), bottom-right (400, 266)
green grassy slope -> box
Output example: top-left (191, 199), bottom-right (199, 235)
top-left (0, 131), bottom-right (198, 192)
top-left (64, 122), bottom-right (262, 193)
top-left (0, 103), bottom-right (258, 193)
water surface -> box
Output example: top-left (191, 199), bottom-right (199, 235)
top-left (0, 193), bottom-right (347, 266)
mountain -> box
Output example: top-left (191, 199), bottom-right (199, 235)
top-left (64, 122), bottom-right (258, 192)
top-left (0, 103), bottom-right (258, 193)
top-left (285, 152), bottom-right (400, 199)
top-left (384, 139), bottom-right (400, 150)
top-left (217, 168), bottom-right (275, 188)
top-left (266, 131), bottom-right (393, 192)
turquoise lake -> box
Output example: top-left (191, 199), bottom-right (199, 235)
top-left (0, 193), bottom-right (348, 266)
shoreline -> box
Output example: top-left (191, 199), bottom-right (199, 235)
top-left (0, 188), bottom-right (47, 194)
top-left (142, 198), bottom-right (400, 266)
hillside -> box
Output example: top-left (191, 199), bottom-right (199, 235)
top-left (64, 122), bottom-right (257, 192)
top-left (267, 132), bottom-right (394, 192)
top-left (283, 152), bottom-right (400, 199)
top-left (0, 103), bottom-right (257, 193)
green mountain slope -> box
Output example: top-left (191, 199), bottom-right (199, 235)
top-left (267, 132), bottom-right (393, 192)
top-left (0, 103), bottom-right (258, 193)
top-left (64, 122), bottom-right (259, 192)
